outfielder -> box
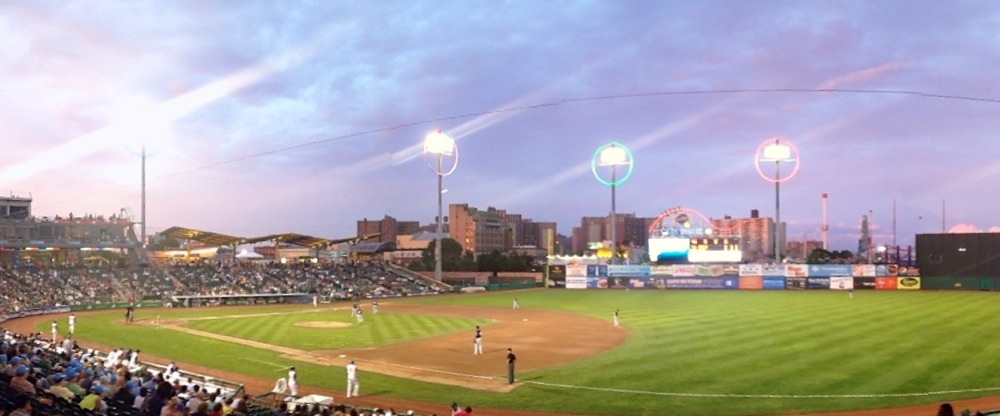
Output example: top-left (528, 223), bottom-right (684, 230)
top-left (68, 313), bottom-right (76, 335)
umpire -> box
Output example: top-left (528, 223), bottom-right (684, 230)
top-left (506, 347), bottom-right (517, 384)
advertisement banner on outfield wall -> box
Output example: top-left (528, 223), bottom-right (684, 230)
top-left (629, 277), bottom-right (652, 289)
top-left (673, 265), bottom-right (697, 276)
top-left (648, 277), bottom-right (670, 290)
top-left (807, 277), bottom-right (831, 289)
top-left (739, 276), bottom-right (763, 290)
top-left (853, 276), bottom-right (876, 289)
top-left (786, 264), bottom-right (809, 277)
top-left (852, 264), bottom-right (877, 277)
top-left (587, 277), bottom-right (604, 289)
top-left (786, 276), bottom-right (807, 289)
top-left (875, 277), bottom-right (897, 290)
top-left (897, 276), bottom-right (921, 290)
top-left (546, 265), bottom-right (566, 289)
top-left (898, 266), bottom-right (919, 276)
top-left (665, 277), bottom-right (738, 289)
top-left (608, 265), bottom-right (651, 277)
top-left (740, 264), bottom-right (763, 276)
top-left (566, 264), bottom-right (588, 277)
top-left (651, 265), bottom-right (672, 276)
top-left (762, 264), bottom-right (785, 277)
top-left (876, 265), bottom-right (890, 276)
top-left (565, 277), bottom-right (587, 289)
top-left (830, 276), bottom-right (853, 290)
top-left (606, 276), bottom-right (630, 288)
top-left (807, 264), bottom-right (852, 277)
top-left (586, 264), bottom-right (608, 277)
top-left (763, 276), bottom-right (786, 290)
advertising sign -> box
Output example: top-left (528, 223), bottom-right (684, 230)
top-left (588, 277), bottom-right (606, 289)
top-left (852, 264), bottom-right (876, 277)
top-left (566, 277), bottom-right (587, 289)
top-left (853, 277), bottom-right (876, 289)
top-left (566, 264), bottom-right (588, 277)
top-left (807, 277), bottom-right (831, 289)
top-left (807, 264), bottom-right (852, 277)
top-left (875, 277), bottom-right (897, 290)
top-left (629, 278), bottom-right (651, 289)
top-left (739, 276), bottom-right (763, 290)
top-left (547, 265), bottom-right (566, 289)
top-left (665, 277), bottom-right (738, 289)
top-left (762, 264), bottom-right (785, 276)
top-left (740, 264), bottom-right (763, 276)
top-left (786, 276), bottom-right (807, 289)
top-left (763, 276), bottom-right (786, 290)
top-left (586, 264), bottom-right (608, 277)
top-left (830, 276), bottom-right (853, 290)
top-left (651, 265), bottom-right (673, 276)
top-left (673, 265), bottom-right (697, 276)
top-left (606, 276), bottom-right (630, 288)
top-left (608, 265), bottom-right (651, 277)
top-left (897, 276), bottom-right (921, 290)
top-left (786, 264), bottom-right (809, 277)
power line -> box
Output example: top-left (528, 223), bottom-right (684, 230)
top-left (37, 87), bottom-right (1000, 209)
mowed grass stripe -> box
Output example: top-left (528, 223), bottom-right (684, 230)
top-left (184, 310), bottom-right (489, 350)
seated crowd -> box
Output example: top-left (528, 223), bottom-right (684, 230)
top-left (0, 328), bottom-right (461, 416)
top-left (1, 262), bottom-right (457, 416)
top-left (1, 262), bottom-right (443, 316)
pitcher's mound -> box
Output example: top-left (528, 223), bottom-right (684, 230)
top-left (294, 321), bottom-right (351, 329)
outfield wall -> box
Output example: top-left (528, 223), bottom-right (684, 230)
top-left (546, 263), bottom-right (926, 290)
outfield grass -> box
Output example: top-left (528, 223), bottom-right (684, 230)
top-left (52, 290), bottom-right (1000, 416)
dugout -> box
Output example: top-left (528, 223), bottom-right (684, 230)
top-left (917, 232), bottom-right (1000, 290)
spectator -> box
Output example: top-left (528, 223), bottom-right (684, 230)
top-left (937, 403), bottom-right (955, 416)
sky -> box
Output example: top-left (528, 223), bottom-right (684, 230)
top-left (2, 1), bottom-right (1000, 252)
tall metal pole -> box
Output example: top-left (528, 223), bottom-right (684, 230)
top-left (434, 154), bottom-right (443, 282)
top-left (141, 144), bottom-right (147, 263)
top-left (774, 159), bottom-right (781, 263)
top-left (610, 166), bottom-right (617, 264)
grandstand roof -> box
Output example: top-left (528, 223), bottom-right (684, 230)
top-left (161, 226), bottom-right (379, 249)
top-left (355, 241), bottom-right (396, 253)
top-left (161, 226), bottom-right (247, 247)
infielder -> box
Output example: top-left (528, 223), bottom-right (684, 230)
top-left (51, 320), bottom-right (58, 342)
top-left (512, 297), bottom-right (520, 310)
top-left (346, 360), bottom-right (360, 397)
top-left (473, 326), bottom-right (483, 355)
top-left (613, 308), bottom-right (620, 327)
top-left (355, 307), bottom-right (364, 324)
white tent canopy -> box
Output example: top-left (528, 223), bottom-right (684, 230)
top-left (235, 249), bottom-right (264, 259)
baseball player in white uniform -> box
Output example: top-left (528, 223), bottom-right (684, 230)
top-left (288, 366), bottom-right (299, 396)
top-left (346, 360), bottom-right (360, 397)
top-left (473, 326), bottom-right (483, 355)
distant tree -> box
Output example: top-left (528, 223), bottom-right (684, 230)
top-left (807, 248), bottom-right (833, 264)
top-left (416, 238), bottom-right (465, 271)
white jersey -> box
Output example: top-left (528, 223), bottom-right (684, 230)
top-left (346, 363), bottom-right (358, 380)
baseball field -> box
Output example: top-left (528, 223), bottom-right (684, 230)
top-left (24, 289), bottom-right (1000, 416)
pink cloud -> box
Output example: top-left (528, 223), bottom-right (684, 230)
top-left (949, 223), bottom-right (982, 233)
top-left (816, 62), bottom-right (910, 90)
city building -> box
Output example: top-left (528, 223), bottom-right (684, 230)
top-left (357, 215), bottom-right (399, 244)
top-left (710, 209), bottom-right (782, 262)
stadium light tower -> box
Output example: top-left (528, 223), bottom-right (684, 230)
top-left (591, 142), bottom-right (634, 264)
top-left (423, 129), bottom-right (458, 281)
top-left (754, 137), bottom-right (800, 263)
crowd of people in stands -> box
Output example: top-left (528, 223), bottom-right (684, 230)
top-left (0, 326), bottom-right (465, 416)
top-left (0, 261), bottom-right (456, 415)
top-left (0, 262), bottom-right (443, 316)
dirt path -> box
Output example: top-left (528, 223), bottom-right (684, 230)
top-left (5, 305), bottom-right (1000, 416)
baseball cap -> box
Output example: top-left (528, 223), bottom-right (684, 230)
top-left (53, 373), bottom-right (66, 382)
top-left (16, 365), bottom-right (28, 376)
top-left (92, 385), bottom-right (105, 395)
